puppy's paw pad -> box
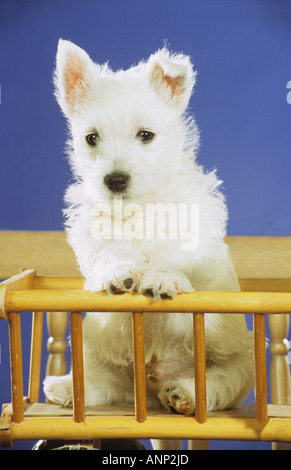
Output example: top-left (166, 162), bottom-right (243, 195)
top-left (123, 278), bottom-right (134, 289)
top-left (43, 376), bottom-right (73, 407)
top-left (158, 383), bottom-right (195, 415)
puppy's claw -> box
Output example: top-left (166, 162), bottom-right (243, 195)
top-left (160, 292), bottom-right (172, 300)
top-left (110, 284), bottom-right (124, 294)
top-left (144, 288), bottom-right (154, 297)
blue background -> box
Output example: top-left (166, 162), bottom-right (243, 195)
top-left (0, 0), bottom-right (291, 450)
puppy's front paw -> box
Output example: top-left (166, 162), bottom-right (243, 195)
top-left (139, 269), bottom-right (193, 300)
top-left (158, 381), bottom-right (195, 415)
top-left (102, 268), bottom-right (143, 295)
top-left (43, 375), bottom-right (73, 407)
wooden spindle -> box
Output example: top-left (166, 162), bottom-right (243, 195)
top-left (132, 311), bottom-right (147, 423)
top-left (70, 312), bottom-right (85, 423)
top-left (269, 314), bottom-right (291, 405)
top-left (8, 312), bottom-right (24, 423)
top-left (269, 313), bottom-right (291, 450)
top-left (46, 311), bottom-right (67, 377)
top-left (254, 313), bottom-right (268, 423)
top-left (28, 311), bottom-right (43, 403)
top-left (193, 313), bottom-right (207, 423)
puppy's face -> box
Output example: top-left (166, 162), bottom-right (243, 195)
top-left (55, 41), bottom-right (197, 204)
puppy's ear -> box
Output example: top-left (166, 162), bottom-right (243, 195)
top-left (54, 39), bottom-right (94, 117)
top-left (148, 49), bottom-right (196, 112)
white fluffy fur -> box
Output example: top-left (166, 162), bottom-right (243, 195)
top-left (44, 40), bottom-right (255, 449)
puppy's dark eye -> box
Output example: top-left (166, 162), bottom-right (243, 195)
top-left (85, 132), bottom-right (99, 146)
top-left (137, 130), bottom-right (155, 143)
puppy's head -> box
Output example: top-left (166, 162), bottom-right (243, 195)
top-left (55, 40), bottom-right (198, 204)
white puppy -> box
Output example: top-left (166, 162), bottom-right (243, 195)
top-left (44, 40), bottom-right (255, 445)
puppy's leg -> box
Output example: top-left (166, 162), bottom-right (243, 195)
top-left (44, 362), bottom-right (135, 407)
top-left (83, 242), bottom-right (147, 295)
top-left (157, 351), bottom-right (254, 415)
top-left (205, 354), bottom-right (255, 411)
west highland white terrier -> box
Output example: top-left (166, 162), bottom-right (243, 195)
top-left (44, 40), bottom-right (255, 448)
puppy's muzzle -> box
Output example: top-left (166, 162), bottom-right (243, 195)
top-left (104, 172), bottom-right (130, 193)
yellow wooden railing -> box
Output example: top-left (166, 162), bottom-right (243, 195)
top-left (1, 269), bottom-right (291, 446)
top-left (0, 233), bottom-right (291, 448)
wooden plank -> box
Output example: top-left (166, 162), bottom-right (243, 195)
top-left (19, 402), bottom-right (291, 419)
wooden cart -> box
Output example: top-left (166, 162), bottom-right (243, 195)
top-left (0, 232), bottom-right (291, 449)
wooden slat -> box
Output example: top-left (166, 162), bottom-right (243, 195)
top-left (193, 313), bottom-right (207, 423)
top-left (8, 312), bottom-right (24, 423)
top-left (254, 313), bottom-right (268, 423)
top-left (70, 312), bottom-right (85, 423)
top-left (4, 404), bottom-right (291, 443)
top-left (132, 312), bottom-right (147, 423)
top-left (28, 312), bottom-right (43, 403)
top-left (19, 402), bottom-right (291, 419)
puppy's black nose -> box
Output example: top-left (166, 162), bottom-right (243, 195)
top-left (104, 172), bottom-right (130, 193)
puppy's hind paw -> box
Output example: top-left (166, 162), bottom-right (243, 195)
top-left (43, 375), bottom-right (73, 407)
top-left (158, 381), bottom-right (195, 415)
